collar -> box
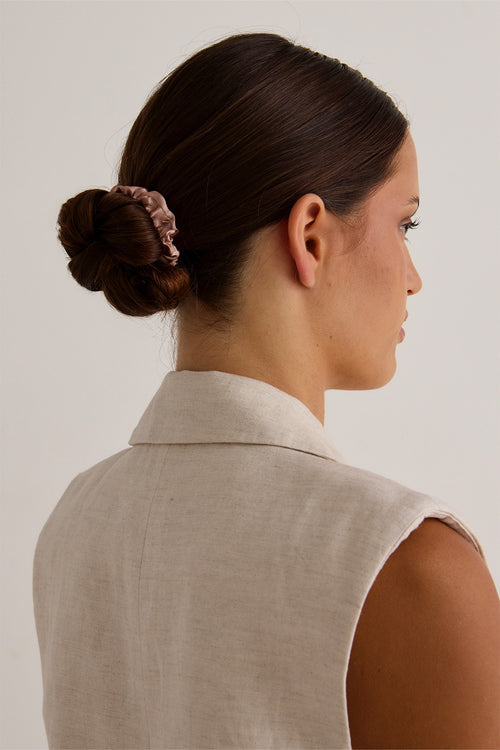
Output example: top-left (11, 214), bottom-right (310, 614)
top-left (128, 369), bottom-right (345, 463)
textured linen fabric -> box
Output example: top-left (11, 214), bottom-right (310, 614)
top-left (33, 369), bottom-right (486, 749)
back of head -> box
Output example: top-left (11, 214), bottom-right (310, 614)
top-left (57, 32), bottom-right (408, 325)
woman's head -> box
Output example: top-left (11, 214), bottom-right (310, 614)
top-left (58, 32), bottom-right (410, 325)
top-left (57, 32), bottom-right (422, 411)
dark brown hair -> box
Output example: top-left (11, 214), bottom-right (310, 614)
top-left (57, 32), bottom-right (409, 325)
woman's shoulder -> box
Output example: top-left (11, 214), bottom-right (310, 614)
top-left (309, 457), bottom-right (483, 550)
top-left (346, 516), bottom-right (500, 748)
top-left (310, 454), bottom-right (435, 506)
top-left (327, 457), bottom-right (435, 501)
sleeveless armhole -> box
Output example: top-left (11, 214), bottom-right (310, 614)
top-left (395, 507), bottom-right (486, 562)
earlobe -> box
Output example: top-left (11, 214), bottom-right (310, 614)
top-left (293, 243), bottom-right (317, 288)
top-left (287, 194), bottom-right (324, 289)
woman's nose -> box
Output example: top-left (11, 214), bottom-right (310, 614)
top-left (407, 256), bottom-right (423, 296)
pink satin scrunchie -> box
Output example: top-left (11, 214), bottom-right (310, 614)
top-left (110, 184), bottom-right (180, 265)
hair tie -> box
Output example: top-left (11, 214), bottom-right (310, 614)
top-left (110, 184), bottom-right (180, 266)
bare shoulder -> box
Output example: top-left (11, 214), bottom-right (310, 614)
top-left (346, 518), bottom-right (500, 749)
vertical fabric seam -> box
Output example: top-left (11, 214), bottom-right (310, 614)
top-left (137, 444), bottom-right (171, 748)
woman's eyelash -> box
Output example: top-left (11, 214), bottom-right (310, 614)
top-left (402, 218), bottom-right (420, 238)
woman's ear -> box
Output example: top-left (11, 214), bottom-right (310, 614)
top-left (287, 193), bottom-right (326, 289)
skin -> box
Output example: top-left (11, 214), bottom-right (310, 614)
top-left (175, 131), bottom-right (422, 424)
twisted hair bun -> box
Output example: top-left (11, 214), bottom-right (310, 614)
top-left (57, 188), bottom-right (191, 316)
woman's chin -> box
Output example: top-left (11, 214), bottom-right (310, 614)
top-left (326, 348), bottom-right (398, 390)
top-left (355, 356), bottom-right (398, 390)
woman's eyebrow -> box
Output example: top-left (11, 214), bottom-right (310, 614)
top-left (407, 195), bottom-right (420, 208)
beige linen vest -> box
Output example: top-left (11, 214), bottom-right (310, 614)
top-left (33, 369), bottom-right (485, 749)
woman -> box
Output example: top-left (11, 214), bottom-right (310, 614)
top-left (33, 32), bottom-right (500, 749)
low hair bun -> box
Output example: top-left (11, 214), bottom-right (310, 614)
top-left (57, 188), bottom-right (191, 316)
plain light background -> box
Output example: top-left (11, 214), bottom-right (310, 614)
top-left (1, 0), bottom-right (498, 746)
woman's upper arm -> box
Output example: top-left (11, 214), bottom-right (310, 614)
top-left (346, 517), bottom-right (500, 749)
